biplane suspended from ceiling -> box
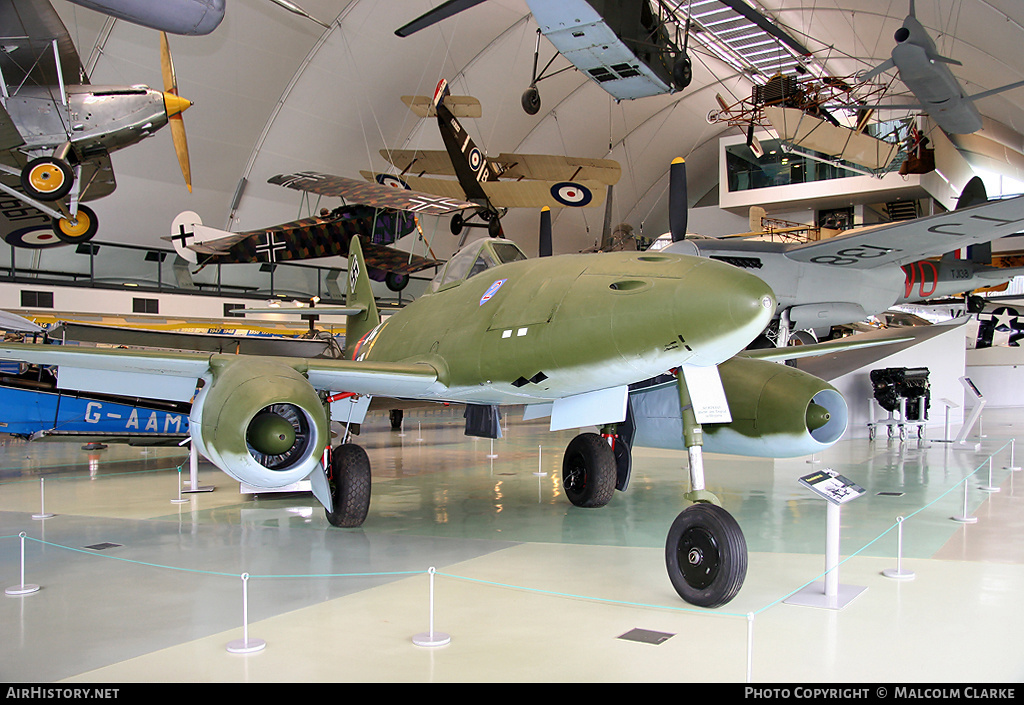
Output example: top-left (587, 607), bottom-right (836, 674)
top-left (365, 80), bottom-right (620, 241)
top-left (0, 0), bottom-right (193, 249)
top-left (168, 172), bottom-right (477, 291)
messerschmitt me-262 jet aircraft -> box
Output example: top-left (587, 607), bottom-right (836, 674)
top-left (660, 159), bottom-right (1024, 346)
top-left (0, 0), bottom-right (195, 248)
top-left (367, 79), bottom-right (621, 243)
top-left (168, 172), bottom-right (478, 291)
top-left (0, 175), bottom-right (885, 607)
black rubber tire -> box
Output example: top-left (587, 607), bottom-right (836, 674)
top-left (665, 503), bottom-right (747, 608)
top-left (522, 86), bottom-right (541, 115)
top-left (561, 433), bottom-right (616, 508)
top-left (325, 443), bottom-right (371, 528)
top-left (21, 157), bottom-right (73, 201)
top-left (385, 271), bottom-right (409, 291)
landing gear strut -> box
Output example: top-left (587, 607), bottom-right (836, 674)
top-left (665, 368), bottom-right (748, 607)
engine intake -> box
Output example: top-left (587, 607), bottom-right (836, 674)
top-left (190, 357), bottom-right (328, 489)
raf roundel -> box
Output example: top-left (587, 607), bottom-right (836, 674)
top-left (550, 182), bottom-right (593, 207)
top-left (468, 148), bottom-right (484, 172)
top-left (375, 173), bottom-right (410, 190)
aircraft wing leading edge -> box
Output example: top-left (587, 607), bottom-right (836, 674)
top-left (784, 195), bottom-right (1024, 269)
top-left (0, 344), bottom-right (445, 404)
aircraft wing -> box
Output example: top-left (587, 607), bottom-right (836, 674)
top-left (493, 153), bottom-right (621, 186)
top-left (379, 149), bottom-right (457, 176)
top-left (0, 102), bottom-right (25, 152)
top-left (784, 195), bottom-right (1024, 269)
top-left (0, 0), bottom-right (87, 87)
top-left (361, 241), bottom-right (441, 275)
top-left (379, 149), bottom-right (622, 186)
top-left (268, 171), bottom-right (477, 215)
top-left (0, 343), bottom-right (445, 402)
top-left (363, 171), bottom-right (607, 209)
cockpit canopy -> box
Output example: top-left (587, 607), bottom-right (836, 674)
top-left (431, 238), bottom-right (528, 292)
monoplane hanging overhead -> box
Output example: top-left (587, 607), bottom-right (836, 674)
top-left (0, 0), bottom-right (194, 248)
top-left (858, 0), bottom-right (1024, 135)
top-left (367, 79), bottom-right (619, 242)
top-left (395, 1), bottom-right (810, 114)
top-left (169, 172), bottom-right (477, 291)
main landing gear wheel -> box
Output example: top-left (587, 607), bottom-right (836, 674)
top-left (561, 433), bottom-right (616, 508)
top-left (51, 204), bottom-right (98, 244)
top-left (21, 157), bottom-right (73, 201)
top-left (385, 271), bottom-right (409, 292)
top-left (325, 443), bottom-right (371, 528)
top-left (522, 85), bottom-right (541, 115)
top-left (665, 503), bottom-right (747, 608)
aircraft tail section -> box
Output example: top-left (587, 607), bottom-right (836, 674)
top-left (430, 79), bottom-right (492, 201)
top-left (345, 236), bottom-right (381, 356)
top-left (167, 211), bottom-right (243, 264)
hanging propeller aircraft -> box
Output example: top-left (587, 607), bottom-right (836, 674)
top-left (395, 1), bottom-right (811, 115)
top-left (168, 171), bottom-right (478, 291)
top-left (367, 79), bottom-right (619, 244)
top-left (0, 0), bottom-right (193, 248)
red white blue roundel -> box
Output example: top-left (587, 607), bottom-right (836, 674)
top-left (480, 278), bottom-right (506, 305)
top-left (5, 225), bottom-right (63, 249)
top-left (550, 182), bottom-right (593, 207)
top-left (468, 148), bottom-right (484, 172)
top-left (375, 173), bottom-right (410, 190)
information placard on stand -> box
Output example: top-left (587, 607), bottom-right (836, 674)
top-left (785, 469), bottom-right (868, 610)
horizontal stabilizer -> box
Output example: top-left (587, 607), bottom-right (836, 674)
top-left (402, 94), bottom-right (481, 118)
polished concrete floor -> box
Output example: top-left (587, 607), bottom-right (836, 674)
top-left (2, 405), bottom-right (1024, 683)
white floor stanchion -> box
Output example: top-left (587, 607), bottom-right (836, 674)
top-left (6, 533), bottom-right (40, 596)
top-left (979, 457), bottom-right (1001, 493)
top-left (534, 445), bottom-right (547, 476)
top-left (882, 516), bottom-right (915, 580)
top-left (952, 478), bottom-right (978, 524)
top-left (486, 438), bottom-right (497, 459)
top-left (1005, 439), bottom-right (1021, 472)
top-left (32, 478), bottom-right (54, 520)
top-left (226, 573), bottom-right (266, 654)
top-left (746, 613), bottom-right (754, 683)
top-left (171, 464), bottom-right (188, 504)
top-left (416, 422), bottom-right (424, 443)
top-left (413, 567), bottom-right (450, 647)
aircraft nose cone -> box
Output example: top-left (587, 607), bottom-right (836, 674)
top-left (676, 259), bottom-right (776, 365)
top-left (163, 92), bottom-right (193, 118)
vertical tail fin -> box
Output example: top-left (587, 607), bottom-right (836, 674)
top-left (345, 236), bottom-right (381, 354)
top-left (431, 79), bottom-right (492, 200)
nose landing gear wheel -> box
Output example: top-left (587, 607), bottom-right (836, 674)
top-left (665, 503), bottom-right (747, 608)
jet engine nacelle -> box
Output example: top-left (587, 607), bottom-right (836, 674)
top-left (189, 357), bottom-right (329, 489)
top-left (630, 356), bottom-right (847, 457)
